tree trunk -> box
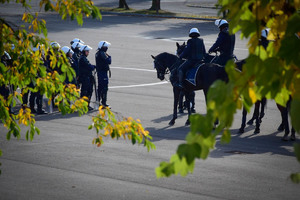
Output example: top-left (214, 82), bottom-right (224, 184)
top-left (119, 0), bottom-right (130, 10)
top-left (149, 0), bottom-right (161, 11)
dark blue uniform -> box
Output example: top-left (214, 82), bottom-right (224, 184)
top-left (72, 50), bottom-right (80, 84)
top-left (209, 27), bottom-right (235, 66)
top-left (79, 54), bottom-right (95, 100)
top-left (95, 50), bottom-right (111, 106)
top-left (177, 37), bottom-right (206, 87)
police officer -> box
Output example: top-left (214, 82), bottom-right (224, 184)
top-left (23, 45), bottom-right (47, 114)
top-left (260, 28), bottom-right (270, 49)
top-left (208, 19), bottom-right (236, 66)
top-left (177, 28), bottom-right (206, 88)
top-left (61, 46), bottom-right (77, 85)
top-left (0, 51), bottom-right (13, 113)
top-left (70, 41), bottom-right (84, 85)
top-left (95, 41), bottom-right (111, 108)
top-left (79, 44), bottom-right (95, 111)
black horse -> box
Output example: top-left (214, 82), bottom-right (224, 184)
top-left (151, 51), bottom-right (228, 126)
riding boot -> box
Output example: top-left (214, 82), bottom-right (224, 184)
top-left (178, 71), bottom-right (184, 89)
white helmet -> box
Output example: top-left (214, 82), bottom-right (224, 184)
top-left (189, 28), bottom-right (200, 37)
top-left (80, 45), bottom-right (92, 52)
top-left (98, 41), bottom-right (111, 49)
top-left (32, 44), bottom-right (43, 52)
top-left (70, 38), bottom-right (84, 45)
top-left (61, 46), bottom-right (74, 55)
top-left (3, 51), bottom-right (11, 60)
top-left (215, 19), bottom-right (228, 28)
top-left (71, 42), bottom-right (84, 50)
top-left (261, 28), bottom-right (270, 38)
top-left (50, 41), bottom-right (61, 49)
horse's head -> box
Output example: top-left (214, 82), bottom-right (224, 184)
top-left (176, 42), bottom-right (186, 57)
top-left (151, 54), bottom-right (167, 81)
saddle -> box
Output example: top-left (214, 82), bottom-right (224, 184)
top-left (185, 62), bottom-right (205, 86)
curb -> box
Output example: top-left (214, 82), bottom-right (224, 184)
top-left (101, 11), bottom-right (217, 21)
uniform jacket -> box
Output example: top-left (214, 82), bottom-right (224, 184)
top-left (180, 37), bottom-right (206, 61)
top-left (209, 27), bottom-right (235, 56)
top-left (79, 54), bottom-right (94, 78)
top-left (95, 50), bottom-right (111, 73)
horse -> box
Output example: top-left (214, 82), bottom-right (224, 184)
top-left (176, 42), bottom-right (268, 133)
top-left (151, 51), bottom-right (228, 126)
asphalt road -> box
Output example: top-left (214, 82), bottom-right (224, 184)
top-left (0, 3), bottom-right (300, 200)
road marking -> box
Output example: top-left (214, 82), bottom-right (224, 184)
top-left (111, 66), bottom-right (156, 72)
top-left (108, 66), bottom-right (168, 89)
top-left (109, 81), bottom-right (168, 89)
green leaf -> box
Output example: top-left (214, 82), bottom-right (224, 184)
top-left (177, 143), bottom-right (201, 165)
top-left (221, 129), bottom-right (231, 144)
top-left (290, 99), bottom-right (300, 132)
top-left (294, 143), bottom-right (300, 162)
top-left (290, 173), bottom-right (300, 184)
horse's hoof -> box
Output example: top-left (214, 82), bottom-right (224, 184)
top-left (277, 124), bottom-right (284, 132)
top-left (281, 134), bottom-right (289, 141)
top-left (185, 120), bottom-right (190, 126)
top-left (247, 119), bottom-right (254, 125)
top-left (254, 128), bottom-right (260, 134)
top-left (291, 133), bottom-right (296, 141)
top-left (178, 109), bottom-right (184, 113)
top-left (191, 108), bottom-right (196, 113)
top-left (238, 128), bottom-right (244, 134)
top-left (169, 120), bottom-right (175, 126)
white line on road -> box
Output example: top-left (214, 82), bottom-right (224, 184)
top-left (109, 81), bottom-right (168, 89)
top-left (108, 66), bottom-right (168, 89)
top-left (110, 66), bottom-right (156, 72)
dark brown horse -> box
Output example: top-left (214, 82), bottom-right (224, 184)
top-left (151, 52), bottom-right (228, 126)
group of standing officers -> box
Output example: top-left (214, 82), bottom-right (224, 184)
top-left (64, 39), bottom-right (112, 111)
top-left (0, 38), bottom-right (112, 114)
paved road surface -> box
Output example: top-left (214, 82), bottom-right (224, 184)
top-left (0, 2), bottom-right (299, 200)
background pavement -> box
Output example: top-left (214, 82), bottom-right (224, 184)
top-left (1, 1), bottom-right (300, 200)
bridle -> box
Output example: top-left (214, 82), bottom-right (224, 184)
top-left (154, 59), bottom-right (170, 80)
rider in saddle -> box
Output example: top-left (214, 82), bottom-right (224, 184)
top-left (177, 28), bottom-right (206, 89)
top-left (208, 19), bottom-right (236, 66)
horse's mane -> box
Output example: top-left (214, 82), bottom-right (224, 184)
top-left (156, 52), bottom-right (178, 62)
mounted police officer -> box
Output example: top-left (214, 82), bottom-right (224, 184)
top-left (177, 28), bottom-right (206, 89)
top-left (78, 44), bottom-right (95, 111)
top-left (95, 41), bottom-right (111, 108)
top-left (208, 19), bottom-right (235, 66)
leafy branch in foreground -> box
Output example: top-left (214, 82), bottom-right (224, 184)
top-left (156, 0), bottom-right (300, 183)
top-left (89, 106), bottom-right (155, 152)
top-left (1, 0), bottom-right (154, 174)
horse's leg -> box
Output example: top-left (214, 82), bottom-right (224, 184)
top-left (169, 86), bottom-right (180, 126)
top-left (184, 91), bottom-right (191, 126)
top-left (190, 91), bottom-right (196, 113)
top-left (259, 97), bottom-right (267, 122)
top-left (178, 91), bottom-right (184, 113)
top-left (254, 101), bottom-right (261, 134)
top-left (276, 104), bottom-right (285, 131)
top-left (277, 104), bottom-right (290, 141)
top-left (239, 107), bottom-right (247, 133)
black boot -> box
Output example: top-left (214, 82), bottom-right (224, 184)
top-left (177, 71), bottom-right (184, 89)
top-left (101, 92), bottom-right (110, 108)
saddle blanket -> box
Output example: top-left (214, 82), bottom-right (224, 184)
top-left (185, 63), bottom-right (204, 86)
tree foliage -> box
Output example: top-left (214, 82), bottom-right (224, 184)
top-left (156, 0), bottom-right (300, 183)
top-left (0, 0), bottom-right (155, 174)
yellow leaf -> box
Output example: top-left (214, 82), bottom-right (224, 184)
top-left (249, 88), bottom-right (257, 103)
